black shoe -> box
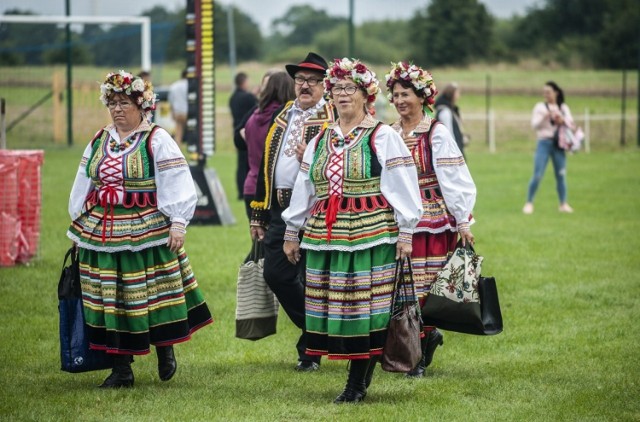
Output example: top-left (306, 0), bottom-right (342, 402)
top-left (157, 346), bottom-right (177, 381)
top-left (99, 355), bottom-right (134, 388)
top-left (405, 355), bottom-right (426, 378)
top-left (295, 360), bottom-right (320, 372)
top-left (334, 359), bottom-right (369, 404)
top-left (334, 386), bottom-right (367, 404)
top-left (423, 329), bottom-right (444, 368)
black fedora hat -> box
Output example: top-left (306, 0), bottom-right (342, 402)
top-left (285, 52), bottom-right (328, 78)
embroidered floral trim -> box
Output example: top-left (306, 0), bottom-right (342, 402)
top-left (170, 221), bottom-right (187, 234)
top-left (284, 228), bottom-right (300, 242)
top-left (430, 246), bottom-right (483, 303)
top-left (324, 58), bottom-right (380, 104)
top-left (157, 157), bottom-right (188, 172)
top-left (385, 156), bottom-right (414, 170)
top-left (435, 156), bottom-right (465, 167)
top-left (397, 231), bottom-right (413, 244)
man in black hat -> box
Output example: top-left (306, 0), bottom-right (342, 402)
top-left (250, 52), bottom-right (336, 371)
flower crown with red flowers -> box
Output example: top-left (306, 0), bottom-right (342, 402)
top-left (385, 62), bottom-right (437, 106)
top-left (324, 58), bottom-right (380, 104)
top-left (99, 70), bottom-right (157, 118)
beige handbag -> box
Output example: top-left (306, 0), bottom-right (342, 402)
top-left (235, 240), bottom-right (279, 340)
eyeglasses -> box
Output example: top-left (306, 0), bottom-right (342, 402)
top-left (107, 101), bottom-right (133, 110)
top-left (294, 76), bottom-right (323, 87)
top-left (330, 85), bottom-right (358, 95)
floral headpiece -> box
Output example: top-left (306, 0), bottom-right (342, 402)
top-left (385, 62), bottom-right (437, 106)
top-left (324, 58), bottom-right (380, 104)
top-left (99, 70), bottom-right (157, 118)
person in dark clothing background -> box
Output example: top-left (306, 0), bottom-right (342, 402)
top-left (435, 83), bottom-right (468, 158)
top-left (229, 72), bottom-right (257, 200)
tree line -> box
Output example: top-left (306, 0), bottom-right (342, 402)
top-left (0, 0), bottom-right (637, 69)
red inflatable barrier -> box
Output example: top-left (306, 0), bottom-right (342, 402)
top-left (0, 150), bottom-right (44, 266)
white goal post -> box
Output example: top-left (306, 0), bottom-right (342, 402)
top-left (0, 15), bottom-right (151, 71)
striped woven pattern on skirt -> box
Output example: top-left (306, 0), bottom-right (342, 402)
top-left (79, 246), bottom-right (212, 355)
top-left (304, 244), bottom-right (396, 359)
top-left (68, 205), bottom-right (171, 252)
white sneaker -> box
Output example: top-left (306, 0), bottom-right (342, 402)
top-left (522, 203), bottom-right (534, 214)
top-left (559, 203), bottom-right (574, 213)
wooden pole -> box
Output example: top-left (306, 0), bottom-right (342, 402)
top-left (621, 69), bottom-right (626, 146)
top-left (52, 71), bottom-right (64, 143)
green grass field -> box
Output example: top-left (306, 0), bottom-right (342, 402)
top-left (0, 145), bottom-right (638, 421)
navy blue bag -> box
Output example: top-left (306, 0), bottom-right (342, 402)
top-left (58, 247), bottom-right (112, 373)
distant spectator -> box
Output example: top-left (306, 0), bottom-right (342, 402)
top-left (523, 81), bottom-right (574, 214)
top-left (168, 69), bottom-right (188, 145)
top-left (435, 83), bottom-right (469, 158)
top-left (229, 72), bottom-right (257, 200)
top-left (138, 70), bottom-right (152, 83)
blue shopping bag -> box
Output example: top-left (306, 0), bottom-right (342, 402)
top-left (58, 247), bottom-right (113, 373)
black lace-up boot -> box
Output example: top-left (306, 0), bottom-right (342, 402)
top-left (334, 359), bottom-right (370, 404)
top-left (99, 354), bottom-right (134, 388)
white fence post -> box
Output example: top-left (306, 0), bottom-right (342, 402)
top-left (584, 108), bottom-right (591, 153)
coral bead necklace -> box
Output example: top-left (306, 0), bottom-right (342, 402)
top-left (331, 128), bottom-right (359, 147)
top-left (109, 137), bottom-right (133, 153)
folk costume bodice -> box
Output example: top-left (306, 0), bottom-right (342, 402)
top-left (390, 116), bottom-right (476, 233)
top-left (67, 122), bottom-right (197, 251)
top-left (85, 124), bottom-right (159, 209)
top-left (250, 100), bottom-right (337, 226)
top-left (282, 114), bottom-right (423, 252)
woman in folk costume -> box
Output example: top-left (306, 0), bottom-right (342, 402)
top-left (67, 70), bottom-right (212, 388)
top-left (385, 62), bottom-right (476, 377)
top-left (282, 58), bottom-right (422, 403)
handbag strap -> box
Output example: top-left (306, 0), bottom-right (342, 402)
top-left (61, 246), bottom-right (77, 272)
top-left (250, 239), bottom-right (264, 263)
top-left (390, 257), bottom-right (418, 312)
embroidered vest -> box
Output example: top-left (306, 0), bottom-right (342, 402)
top-left (252, 101), bottom-right (337, 211)
top-left (85, 125), bottom-right (159, 208)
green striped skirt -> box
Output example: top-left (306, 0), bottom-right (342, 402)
top-left (304, 244), bottom-right (396, 360)
top-left (79, 246), bottom-right (212, 355)
top-left (71, 204), bottom-right (212, 355)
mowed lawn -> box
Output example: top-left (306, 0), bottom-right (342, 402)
top-left (0, 146), bottom-right (638, 421)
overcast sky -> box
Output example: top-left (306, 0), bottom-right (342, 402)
top-left (1, 0), bottom-right (541, 34)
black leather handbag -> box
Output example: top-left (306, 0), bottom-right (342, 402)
top-left (58, 246), bottom-right (113, 373)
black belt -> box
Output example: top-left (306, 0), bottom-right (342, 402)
top-left (276, 188), bottom-right (293, 208)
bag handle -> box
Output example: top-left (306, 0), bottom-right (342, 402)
top-left (390, 257), bottom-right (418, 314)
top-left (61, 245), bottom-right (77, 273)
top-left (250, 238), bottom-right (264, 263)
